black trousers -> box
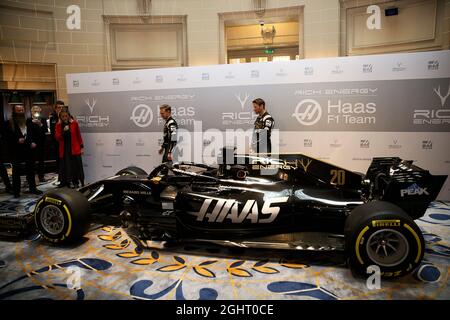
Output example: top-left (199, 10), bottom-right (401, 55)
top-left (12, 157), bottom-right (37, 195)
top-left (33, 142), bottom-right (45, 180)
top-left (162, 148), bottom-right (171, 163)
top-left (0, 162), bottom-right (11, 190)
top-left (50, 139), bottom-right (60, 180)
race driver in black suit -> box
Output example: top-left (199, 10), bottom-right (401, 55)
top-left (158, 104), bottom-right (178, 163)
top-left (252, 98), bottom-right (275, 156)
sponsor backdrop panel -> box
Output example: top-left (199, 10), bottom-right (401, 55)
top-left (279, 131), bottom-right (450, 200)
top-left (67, 50), bottom-right (450, 199)
top-left (82, 133), bottom-right (161, 181)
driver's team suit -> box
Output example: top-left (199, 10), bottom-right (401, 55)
top-left (252, 111), bottom-right (274, 156)
top-left (161, 116), bottom-right (178, 162)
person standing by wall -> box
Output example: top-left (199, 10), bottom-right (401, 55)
top-left (5, 105), bottom-right (42, 197)
top-left (252, 98), bottom-right (275, 156)
top-left (27, 105), bottom-right (48, 183)
top-left (0, 124), bottom-right (13, 194)
top-left (158, 104), bottom-right (178, 163)
top-left (55, 109), bottom-right (84, 188)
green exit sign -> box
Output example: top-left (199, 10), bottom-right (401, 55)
top-left (264, 48), bottom-right (274, 54)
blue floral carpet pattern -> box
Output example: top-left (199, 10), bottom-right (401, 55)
top-left (0, 179), bottom-right (449, 300)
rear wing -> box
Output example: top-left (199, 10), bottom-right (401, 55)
top-left (365, 157), bottom-right (447, 219)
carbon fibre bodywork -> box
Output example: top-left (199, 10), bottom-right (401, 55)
top-left (73, 152), bottom-right (446, 250)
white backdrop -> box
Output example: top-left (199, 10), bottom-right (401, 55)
top-left (67, 50), bottom-right (450, 200)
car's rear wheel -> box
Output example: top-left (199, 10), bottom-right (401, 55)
top-left (345, 201), bottom-right (424, 278)
top-left (34, 188), bottom-right (90, 244)
top-left (115, 166), bottom-right (148, 176)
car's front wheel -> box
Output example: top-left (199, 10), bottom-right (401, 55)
top-left (34, 188), bottom-right (90, 244)
top-left (345, 201), bottom-right (424, 278)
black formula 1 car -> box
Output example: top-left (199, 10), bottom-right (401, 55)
top-left (28, 149), bottom-right (447, 278)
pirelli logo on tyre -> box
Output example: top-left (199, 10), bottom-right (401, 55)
top-left (44, 197), bottom-right (62, 205)
top-left (371, 220), bottom-right (401, 227)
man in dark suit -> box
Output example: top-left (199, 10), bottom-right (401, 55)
top-left (158, 104), bottom-right (178, 163)
top-left (28, 105), bottom-right (48, 182)
top-left (0, 124), bottom-right (13, 194)
top-left (5, 105), bottom-right (42, 197)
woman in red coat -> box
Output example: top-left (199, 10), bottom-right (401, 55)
top-left (55, 109), bottom-right (84, 188)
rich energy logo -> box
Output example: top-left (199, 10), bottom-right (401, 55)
top-left (76, 98), bottom-right (110, 128)
top-left (86, 98), bottom-right (96, 113)
top-left (388, 139), bottom-right (402, 149)
top-left (130, 104), bottom-right (153, 128)
top-left (222, 92), bottom-right (257, 125)
top-left (400, 184), bottom-right (429, 197)
top-left (331, 65), bottom-right (343, 75)
top-left (414, 84), bottom-right (450, 125)
top-left (190, 197), bottom-right (289, 224)
top-left (392, 62), bottom-right (406, 72)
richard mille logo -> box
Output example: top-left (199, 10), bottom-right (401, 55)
top-left (360, 139), bottom-right (370, 148)
top-left (422, 140), bottom-right (432, 149)
top-left (428, 60), bottom-right (439, 71)
top-left (304, 67), bottom-right (313, 76)
top-left (304, 139), bottom-right (312, 147)
top-left (363, 64), bottom-right (373, 73)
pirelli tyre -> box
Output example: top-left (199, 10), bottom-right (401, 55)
top-left (115, 166), bottom-right (148, 176)
top-left (345, 201), bottom-right (424, 278)
top-left (34, 189), bottom-right (90, 244)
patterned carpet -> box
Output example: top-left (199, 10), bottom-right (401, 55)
top-left (0, 177), bottom-right (449, 300)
